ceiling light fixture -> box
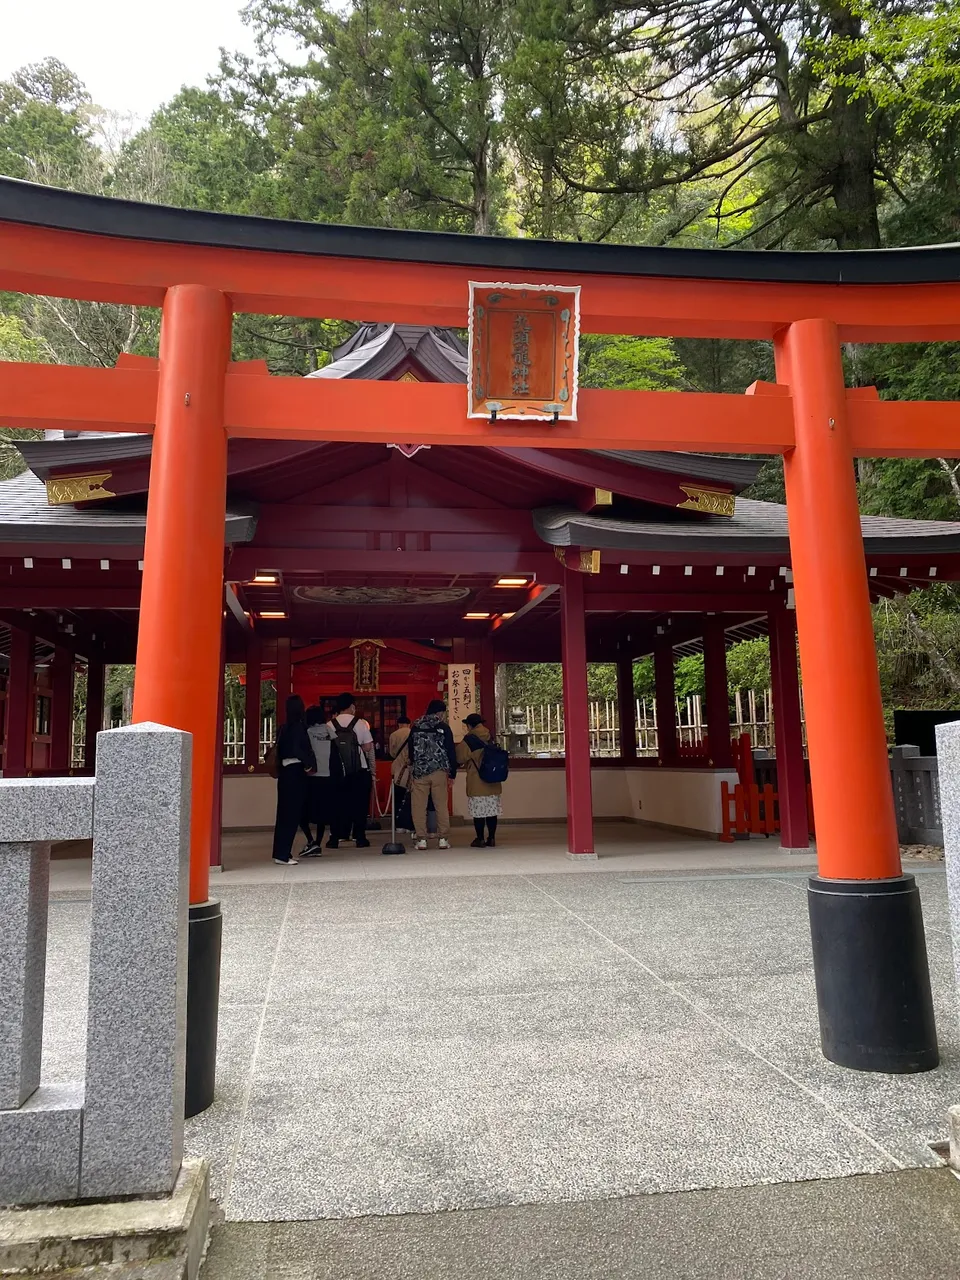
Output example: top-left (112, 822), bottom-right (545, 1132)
top-left (250, 572), bottom-right (279, 585)
top-left (464, 612), bottom-right (491, 620)
top-left (258, 610), bottom-right (287, 619)
top-left (495, 577), bottom-right (529, 587)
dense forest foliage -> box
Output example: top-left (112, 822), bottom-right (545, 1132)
top-left (3, 0), bottom-right (960, 715)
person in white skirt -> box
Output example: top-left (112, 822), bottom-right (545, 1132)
top-left (456, 713), bottom-right (503, 847)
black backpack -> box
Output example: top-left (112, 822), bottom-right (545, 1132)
top-left (464, 733), bottom-right (510, 784)
top-left (332, 716), bottom-right (363, 776)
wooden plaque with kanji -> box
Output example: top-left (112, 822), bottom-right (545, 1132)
top-left (468, 283), bottom-right (580, 420)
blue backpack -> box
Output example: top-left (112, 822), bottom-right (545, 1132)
top-left (465, 734), bottom-right (510, 784)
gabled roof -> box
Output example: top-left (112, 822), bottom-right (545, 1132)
top-left (534, 499), bottom-right (960, 555)
top-left (0, 471), bottom-right (257, 545)
top-left (307, 323), bottom-right (468, 383)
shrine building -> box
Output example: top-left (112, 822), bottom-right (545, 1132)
top-left (3, 320), bottom-right (959, 857)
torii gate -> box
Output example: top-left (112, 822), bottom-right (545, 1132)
top-left (2, 177), bottom-right (959, 1088)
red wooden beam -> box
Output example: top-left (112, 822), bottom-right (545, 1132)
top-left (490, 448), bottom-right (731, 505)
top-left (228, 548), bottom-right (562, 578)
top-left (4, 360), bottom-right (960, 457)
top-left (584, 592), bottom-right (777, 612)
top-left (6, 219), bottom-right (960, 342)
top-left (490, 582), bottom-right (558, 632)
top-left (252, 505), bottom-right (536, 537)
top-left (0, 588), bottom-right (140, 608)
top-left (224, 376), bottom-right (794, 452)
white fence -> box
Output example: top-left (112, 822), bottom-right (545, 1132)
top-left (498, 690), bottom-right (779, 758)
top-left (70, 693), bottom-right (779, 770)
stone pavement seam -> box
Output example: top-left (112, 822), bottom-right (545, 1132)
top-left (220, 882), bottom-right (294, 1212)
top-left (520, 873), bottom-right (908, 1173)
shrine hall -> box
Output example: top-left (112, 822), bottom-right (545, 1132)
top-left (2, 320), bottom-right (960, 861)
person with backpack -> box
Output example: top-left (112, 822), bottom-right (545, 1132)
top-left (327, 692), bottom-right (376, 850)
top-left (456, 713), bottom-right (508, 848)
top-left (270, 695), bottom-right (315, 866)
top-left (408, 699), bottom-right (458, 850)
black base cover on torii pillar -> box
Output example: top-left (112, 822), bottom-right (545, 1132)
top-left (808, 875), bottom-right (938, 1073)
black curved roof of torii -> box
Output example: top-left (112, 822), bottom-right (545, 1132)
top-left (3, 176), bottom-right (960, 284)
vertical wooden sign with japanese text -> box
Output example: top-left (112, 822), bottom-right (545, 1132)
top-left (468, 283), bottom-right (580, 420)
top-left (447, 664), bottom-right (476, 741)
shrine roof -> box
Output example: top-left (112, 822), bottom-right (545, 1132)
top-left (534, 500), bottom-right (960, 555)
top-left (307, 323), bottom-right (468, 382)
top-left (0, 470), bottom-right (257, 544)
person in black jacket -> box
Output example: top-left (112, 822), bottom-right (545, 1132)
top-left (271, 695), bottom-right (314, 865)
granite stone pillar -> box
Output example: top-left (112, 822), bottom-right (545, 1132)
top-left (80, 723), bottom-right (192, 1199)
top-left (0, 842), bottom-right (49, 1109)
top-left (937, 720), bottom-right (960, 1031)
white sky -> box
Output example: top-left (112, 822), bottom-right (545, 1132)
top-left (2, 0), bottom-right (260, 122)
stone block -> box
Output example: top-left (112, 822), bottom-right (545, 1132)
top-left (0, 1083), bottom-right (83, 1207)
top-left (0, 1156), bottom-right (209, 1279)
top-left (936, 720), bottom-right (960, 1027)
top-left (948, 1104), bottom-right (960, 1172)
top-left (0, 776), bottom-right (94, 843)
top-left (0, 843), bottom-right (48, 1108)
top-left (80, 723), bottom-right (192, 1200)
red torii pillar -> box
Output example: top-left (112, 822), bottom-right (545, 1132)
top-left (132, 283), bottom-right (230, 1115)
top-left (560, 568), bottom-right (596, 858)
top-left (776, 317), bottom-right (936, 1073)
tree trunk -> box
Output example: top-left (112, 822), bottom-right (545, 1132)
top-left (826, 5), bottom-right (881, 249)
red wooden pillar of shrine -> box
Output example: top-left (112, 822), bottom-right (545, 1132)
top-left (479, 639), bottom-right (496, 730)
top-left (244, 633), bottom-right (262, 771)
top-left (560, 569), bottom-right (595, 858)
top-left (777, 316), bottom-right (937, 1073)
top-left (84, 659), bottom-right (105, 774)
top-left (616, 654), bottom-right (637, 763)
top-left (5, 625), bottom-right (33, 778)
top-left (653, 638), bottom-right (678, 767)
top-left (767, 605), bottom-right (809, 852)
top-left (49, 646), bottom-right (74, 774)
top-left (702, 617), bottom-right (733, 769)
top-left (276, 636), bottom-right (292, 706)
top-left (131, 282), bottom-right (231, 1116)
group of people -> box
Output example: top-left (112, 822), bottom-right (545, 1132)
top-left (270, 694), bottom-right (505, 865)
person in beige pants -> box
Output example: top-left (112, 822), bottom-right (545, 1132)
top-left (407, 699), bottom-right (458, 850)
top-left (411, 770), bottom-right (450, 843)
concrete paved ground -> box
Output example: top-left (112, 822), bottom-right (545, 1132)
top-left (42, 831), bottom-right (960, 1231)
top-left (201, 1167), bottom-right (960, 1279)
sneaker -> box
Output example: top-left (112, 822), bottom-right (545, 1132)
top-left (470, 837), bottom-right (486, 849)
top-left (485, 838), bottom-right (496, 848)
top-left (300, 841), bottom-right (321, 857)
top-left (272, 857), bottom-right (299, 866)
top-left (438, 838), bottom-right (451, 850)
top-left (326, 839), bottom-right (340, 850)
top-left (355, 839), bottom-right (372, 849)
top-left (415, 839), bottom-right (428, 850)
